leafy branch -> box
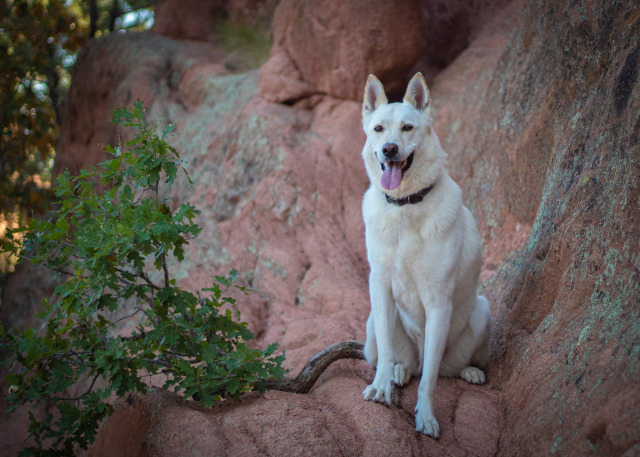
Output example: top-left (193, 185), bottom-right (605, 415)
top-left (0, 100), bottom-right (285, 457)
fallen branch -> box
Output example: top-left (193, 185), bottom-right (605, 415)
top-left (263, 340), bottom-right (365, 394)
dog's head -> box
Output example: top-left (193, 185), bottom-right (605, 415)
top-left (361, 72), bottom-right (445, 197)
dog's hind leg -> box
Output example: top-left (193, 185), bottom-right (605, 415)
top-left (470, 296), bottom-right (491, 368)
top-left (440, 295), bottom-right (491, 384)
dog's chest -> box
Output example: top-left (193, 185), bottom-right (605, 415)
top-left (366, 209), bottom-right (432, 267)
top-left (364, 202), bottom-right (443, 313)
top-left (368, 212), bottom-right (435, 276)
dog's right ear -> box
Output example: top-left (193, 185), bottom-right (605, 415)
top-left (362, 75), bottom-right (388, 120)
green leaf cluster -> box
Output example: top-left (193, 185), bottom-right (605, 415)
top-left (0, 0), bottom-right (86, 233)
top-left (1, 100), bottom-right (285, 456)
top-left (0, 1), bottom-right (157, 276)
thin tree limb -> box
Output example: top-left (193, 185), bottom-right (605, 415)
top-left (137, 270), bottom-right (163, 290)
top-left (53, 372), bottom-right (101, 402)
top-left (263, 340), bottom-right (365, 394)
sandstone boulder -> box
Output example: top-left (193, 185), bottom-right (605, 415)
top-left (414, 0), bottom-right (512, 81)
top-left (53, 32), bottom-right (228, 177)
top-left (259, 0), bottom-right (424, 104)
top-left (442, 0), bottom-right (640, 453)
top-left (151, 0), bottom-right (225, 41)
top-left (431, 0), bottom-right (640, 454)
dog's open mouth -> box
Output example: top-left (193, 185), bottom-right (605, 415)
top-left (380, 153), bottom-right (414, 190)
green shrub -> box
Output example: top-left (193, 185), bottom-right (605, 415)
top-left (0, 100), bottom-right (285, 456)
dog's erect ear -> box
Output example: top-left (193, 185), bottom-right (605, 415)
top-left (362, 75), bottom-right (388, 119)
top-left (403, 72), bottom-right (430, 112)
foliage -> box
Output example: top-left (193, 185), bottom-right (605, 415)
top-left (0, 0), bottom-right (156, 275)
top-left (79, 0), bottom-right (157, 38)
top-left (0, 101), bottom-right (285, 456)
top-left (0, 0), bottom-right (86, 236)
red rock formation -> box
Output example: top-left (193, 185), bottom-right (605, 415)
top-left (151, 0), bottom-right (225, 41)
top-left (259, 0), bottom-right (424, 104)
top-left (2, 0), bottom-right (639, 456)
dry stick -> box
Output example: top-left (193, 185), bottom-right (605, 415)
top-left (263, 340), bottom-right (365, 394)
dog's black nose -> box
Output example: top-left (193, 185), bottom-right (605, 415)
top-left (382, 143), bottom-right (398, 158)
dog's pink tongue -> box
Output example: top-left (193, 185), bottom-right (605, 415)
top-left (381, 162), bottom-right (403, 190)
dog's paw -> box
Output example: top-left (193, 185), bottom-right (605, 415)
top-left (461, 366), bottom-right (486, 384)
top-left (415, 408), bottom-right (440, 439)
top-left (393, 363), bottom-right (411, 386)
top-left (363, 383), bottom-right (391, 405)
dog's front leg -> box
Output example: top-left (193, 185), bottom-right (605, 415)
top-left (415, 303), bottom-right (452, 439)
top-left (363, 273), bottom-right (395, 405)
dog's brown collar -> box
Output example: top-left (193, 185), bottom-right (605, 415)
top-left (385, 184), bottom-right (434, 206)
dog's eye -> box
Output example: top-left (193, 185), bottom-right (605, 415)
top-left (402, 124), bottom-right (414, 132)
top-left (374, 125), bottom-right (384, 133)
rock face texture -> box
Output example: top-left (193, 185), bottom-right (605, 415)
top-left (432, 2), bottom-right (640, 455)
top-left (1, 0), bottom-right (639, 456)
top-left (259, 0), bottom-right (424, 104)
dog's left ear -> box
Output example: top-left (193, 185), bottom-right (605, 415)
top-left (403, 72), bottom-right (430, 112)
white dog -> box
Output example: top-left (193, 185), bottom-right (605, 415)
top-left (360, 72), bottom-right (491, 438)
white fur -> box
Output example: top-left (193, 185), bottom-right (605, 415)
top-left (360, 73), bottom-right (491, 439)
